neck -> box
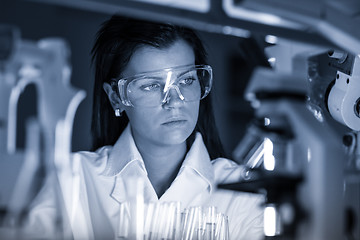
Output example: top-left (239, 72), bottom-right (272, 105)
top-left (134, 137), bottom-right (187, 198)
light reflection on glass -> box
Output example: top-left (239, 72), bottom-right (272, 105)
top-left (264, 205), bottom-right (277, 236)
top-left (264, 138), bottom-right (275, 171)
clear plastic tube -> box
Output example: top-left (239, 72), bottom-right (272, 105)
top-left (116, 201), bottom-right (228, 240)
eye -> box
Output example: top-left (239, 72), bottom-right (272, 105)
top-left (179, 77), bottom-right (196, 86)
top-left (140, 83), bottom-right (161, 91)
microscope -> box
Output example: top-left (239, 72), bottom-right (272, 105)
top-left (221, 40), bottom-right (360, 240)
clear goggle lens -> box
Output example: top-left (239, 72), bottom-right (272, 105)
top-left (117, 64), bottom-right (212, 107)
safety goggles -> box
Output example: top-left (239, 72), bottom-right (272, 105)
top-left (115, 64), bottom-right (213, 107)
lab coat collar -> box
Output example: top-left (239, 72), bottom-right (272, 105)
top-left (103, 124), bottom-right (215, 203)
top-left (180, 132), bottom-right (215, 193)
top-left (158, 132), bottom-right (215, 206)
top-left (102, 124), bottom-right (146, 177)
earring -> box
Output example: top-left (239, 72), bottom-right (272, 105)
top-left (115, 108), bottom-right (122, 117)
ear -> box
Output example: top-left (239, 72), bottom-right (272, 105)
top-left (103, 82), bottom-right (123, 111)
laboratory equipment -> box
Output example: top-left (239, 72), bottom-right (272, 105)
top-left (0, 24), bottom-right (86, 239)
top-left (221, 66), bottom-right (345, 239)
top-left (118, 177), bottom-right (229, 240)
top-left (327, 53), bottom-right (360, 132)
top-left (326, 52), bottom-right (360, 240)
top-left (221, 37), bottom-right (360, 239)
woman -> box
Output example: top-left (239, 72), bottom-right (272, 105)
top-left (27, 15), bottom-right (264, 239)
top-left (91, 15), bottom-right (225, 198)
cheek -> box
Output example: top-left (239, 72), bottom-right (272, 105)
top-left (188, 101), bottom-right (200, 123)
top-left (125, 108), bottom-right (154, 130)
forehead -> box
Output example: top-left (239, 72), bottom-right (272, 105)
top-left (123, 40), bottom-right (195, 77)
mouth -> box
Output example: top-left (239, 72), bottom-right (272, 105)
top-left (161, 118), bottom-right (187, 126)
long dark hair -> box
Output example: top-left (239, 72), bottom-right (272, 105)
top-left (91, 15), bottom-right (227, 159)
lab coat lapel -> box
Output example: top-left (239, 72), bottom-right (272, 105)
top-left (110, 162), bottom-right (159, 204)
top-left (106, 124), bottom-right (159, 203)
top-left (160, 167), bottom-right (211, 207)
top-left (110, 175), bottom-right (127, 204)
top-left (83, 163), bottom-right (114, 240)
top-left (160, 133), bottom-right (215, 207)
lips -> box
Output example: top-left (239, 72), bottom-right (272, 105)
top-left (161, 117), bottom-right (187, 125)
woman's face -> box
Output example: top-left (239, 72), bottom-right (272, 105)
top-left (122, 40), bottom-right (200, 147)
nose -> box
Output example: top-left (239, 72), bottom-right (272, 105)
top-left (162, 85), bottom-right (185, 108)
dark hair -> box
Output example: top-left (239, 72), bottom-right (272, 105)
top-left (90, 15), bottom-right (227, 159)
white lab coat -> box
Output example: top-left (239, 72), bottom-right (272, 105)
top-left (26, 124), bottom-right (264, 240)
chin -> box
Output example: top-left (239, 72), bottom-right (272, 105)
top-left (160, 129), bottom-right (192, 145)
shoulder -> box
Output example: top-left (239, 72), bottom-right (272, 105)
top-left (71, 145), bottom-right (113, 174)
top-left (211, 157), bottom-right (246, 184)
